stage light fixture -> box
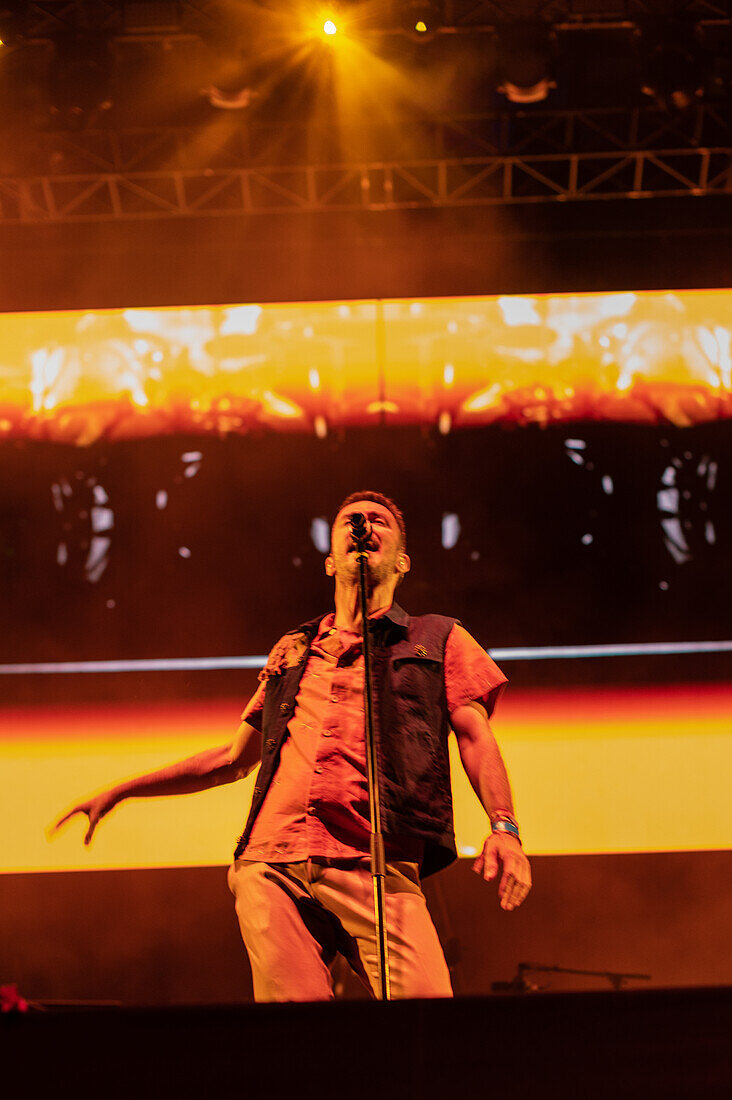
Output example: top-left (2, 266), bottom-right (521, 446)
top-left (639, 20), bottom-right (704, 112)
top-left (204, 85), bottom-right (257, 110)
top-left (402, 2), bottom-right (440, 42)
top-left (323, 19), bottom-right (337, 37)
top-left (49, 33), bottom-right (113, 127)
top-left (496, 21), bottom-right (556, 105)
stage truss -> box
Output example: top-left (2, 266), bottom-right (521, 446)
top-left (2, 105), bottom-right (731, 222)
top-left (2, 2), bottom-right (731, 221)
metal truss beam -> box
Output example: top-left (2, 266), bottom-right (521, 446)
top-left (2, 144), bottom-right (730, 222)
top-left (2, 104), bottom-right (730, 222)
top-left (4, 103), bottom-right (731, 171)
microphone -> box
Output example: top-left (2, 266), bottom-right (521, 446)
top-left (348, 512), bottom-right (372, 548)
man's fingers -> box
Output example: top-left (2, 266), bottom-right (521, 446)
top-left (499, 874), bottom-right (524, 910)
top-left (475, 834), bottom-right (532, 907)
top-left (51, 802), bottom-right (98, 842)
top-left (51, 807), bottom-right (84, 834)
top-left (498, 867), bottom-right (513, 906)
top-left (498, 855), bottom-right (532, 910)
top-left (500, 876), bottom-right (527, 910)
top-left (480, 842), bottom-right (499, 882)
top-left (51, 811), bottom-right (73, 833)
top-left (83, 808), bottom-right (103, 846)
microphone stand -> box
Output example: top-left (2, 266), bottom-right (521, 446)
top-left (352, 520), bottom-right (391, 1001)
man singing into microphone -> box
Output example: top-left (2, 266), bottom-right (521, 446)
top-left (54, 491), bottom-right (531, 1001)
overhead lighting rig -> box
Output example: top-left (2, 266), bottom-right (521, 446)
top-left (1, 0), bottom-right (731, 220)
top-left (496, 20), bottom-right (557, 104)
top-left (49, 31), bottom-right (113, 128)
top-left (638, 18), bottom-right (707, 113)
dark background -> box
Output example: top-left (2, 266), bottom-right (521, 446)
top-left (1, 421), bottom-right (730, 673)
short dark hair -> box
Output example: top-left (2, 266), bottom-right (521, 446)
top-left (333, 490), bottom-right (406, 549)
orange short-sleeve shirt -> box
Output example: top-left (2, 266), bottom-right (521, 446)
top-left (239, 617), bottom-right (506, 863)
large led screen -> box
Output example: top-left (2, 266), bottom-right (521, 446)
top-left (1, 290), bottom-right (730, 873)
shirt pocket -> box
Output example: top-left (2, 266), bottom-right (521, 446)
top-left (389, 652), bottom-right (444, 712)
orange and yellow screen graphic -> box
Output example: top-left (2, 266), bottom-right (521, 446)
top-left (1, 288), bottom-right (731, 445)
top-left (3, 683), bottom-right (730, 874)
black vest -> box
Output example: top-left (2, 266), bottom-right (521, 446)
top-left (234, 604), bottom-right (459, 877)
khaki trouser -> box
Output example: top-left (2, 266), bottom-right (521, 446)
top-left (227, 858), bottom-right (454, 1002)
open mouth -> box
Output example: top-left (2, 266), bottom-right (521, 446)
top-left (348, 539), bottom-right (379, 553)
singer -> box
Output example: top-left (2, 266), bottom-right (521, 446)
top-left (54, 490), bottom-right (531, 1001)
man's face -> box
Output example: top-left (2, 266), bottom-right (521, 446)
top-left (327, 499), bottom-right (408, 587)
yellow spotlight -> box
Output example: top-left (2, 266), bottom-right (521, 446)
top-left (323, 19), bottom-right (337, 36)
top-left (414, 21), bottom-right (427, 34)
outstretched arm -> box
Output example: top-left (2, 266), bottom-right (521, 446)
top-left (451, 700), bottom-right (532, 912)
top-left (52, 718), bottom-right (262, 845)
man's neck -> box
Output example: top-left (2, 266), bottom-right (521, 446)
top-left (333, 577), bottom-right (396, 632)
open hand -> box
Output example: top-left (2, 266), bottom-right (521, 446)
top-left (472, 833), bottom-right (532, 911)
top-left (51, 790), bottom-right (119, 846)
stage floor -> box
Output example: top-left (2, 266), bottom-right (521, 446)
top-left (4, 986), bottom-right (730, 1100)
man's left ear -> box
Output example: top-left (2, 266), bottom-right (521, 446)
top-left (397, 553), bottom-right (411, 577)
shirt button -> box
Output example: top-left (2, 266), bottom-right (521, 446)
top-left (279, 702), bottom-right (289, 713)
top-left (330, 692), bottom-right (339, 703)
top-left (307, 805), bottom-right (315, 814)
top-left (323, 730), bottom-right (333, 737)
top-left (265, 738), bottom-right (276, 750)
top-left (314, 765), bottom-right (323, 774)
